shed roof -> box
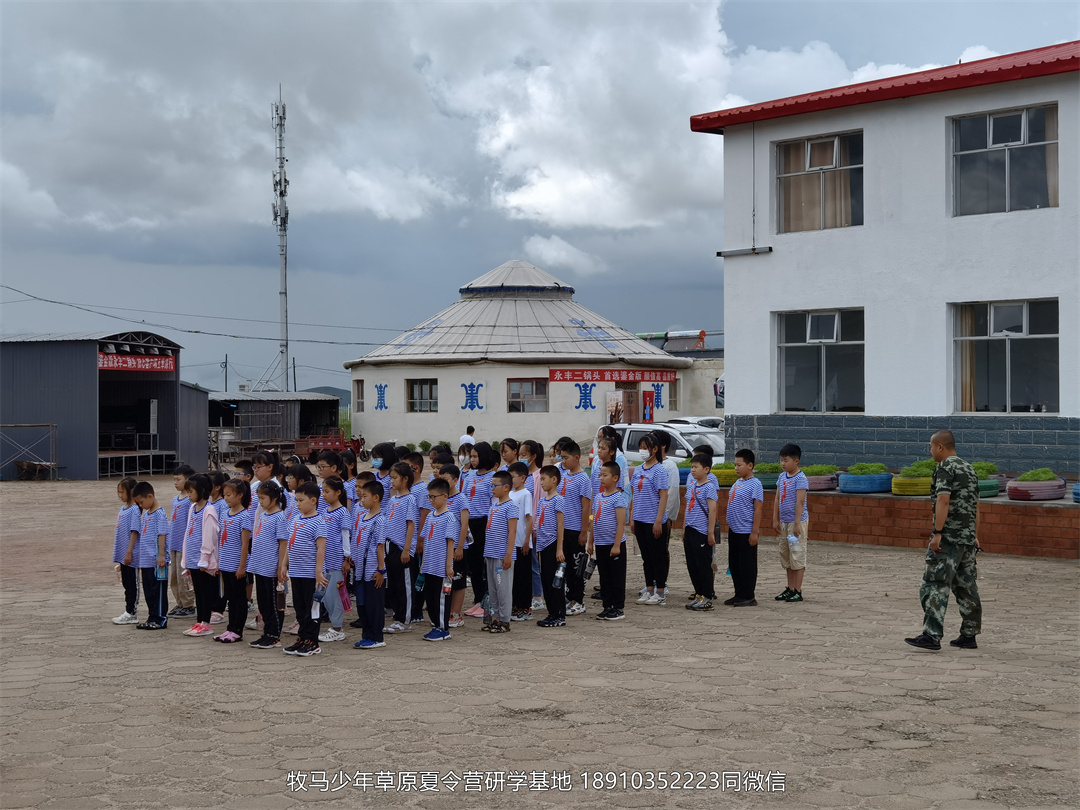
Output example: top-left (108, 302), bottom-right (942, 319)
top-left (691, 40), bottom-right (1079, 133)
top-left (0, 331), bottom-right (183, 349)
top-left (345, 260), bottom-right (692, 369)
top-left (209, 391), bottom-right (339, 403)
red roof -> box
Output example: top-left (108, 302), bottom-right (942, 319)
top-left (691, 40), bottom-right (1079, 133)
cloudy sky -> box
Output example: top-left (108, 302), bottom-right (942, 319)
top-left (2, 0), bottom-right (1076, 391)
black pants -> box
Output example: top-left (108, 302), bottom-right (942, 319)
top-left (595, 542), bottom-right (626, 611)
top-left (467, 517), bottom-right (488, 603)
top-left (190, 568), bottom-right (219, 624)
top-left (409, 553), bottom-right (424, 622)
top-left (362, 579), bottom-right (385, 642)
top-left (386, 542), bottom-right (413, 624)
top-left (423, 577), bottom-right (451, 631)
top-left (684, 526), bottom-right (716, 599)
top-left (140, 567), bottom-right (168, 625)
top-left (291, 576), bottom-right (320, 643)
top-left (634, 520), bottom-right (670, 589)
top-left (512, 546), bottom-right (533, 611)
top-left (563, 530), bottom-right (586, 604)
top-left (254, 573), bottom-right (283, 639)
top-left (728, 531), bottom-right (758, 600)
top-left (221, 570), bottom-right (249, 636)
top-left (538, 544), bottom-right (565, 619)
top-left (121, 563), bottom-right (139, 615)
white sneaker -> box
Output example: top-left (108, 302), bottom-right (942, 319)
top-left (112, 611), bottom-right (138, 625)
top-left (318, 628), bottom-right (346, 642)
top-left (247, 600), bottom-right (256, 612)
top-left (636, 591), bottom-right (653, 604)
top-left (566, 601), bottom-right (586, 616)
top-left (209, 611), bottom-right (226, 625)
top-left (283, 621), bottom-right (300, 635)
top-left (383, 621), bottom-right (408, 634)
top-left (245, 616), bottom-right (261, 630)
top-left (644, 592), bottom-right (666, 606)
top-left (530, 597), bottom-right (545, 611)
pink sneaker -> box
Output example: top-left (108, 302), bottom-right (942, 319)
top-left (283, 621), bottom-right (300, 635)
top-left (184, 623), bottom-right (213, 637)
top-left (464, 604), bottom-right (486, 618)
top-left (214, 630), bottom-right (241, 643)
top-left (208, 612), bottom-right (226, 625)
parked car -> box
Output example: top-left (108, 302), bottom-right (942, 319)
top-left (666, 416), bottom-right (724, 430)
top-left (591, 422), bottom-right (725, 467)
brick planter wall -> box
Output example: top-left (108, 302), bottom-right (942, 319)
top-left (670, 486), bottom-right (1078, 559)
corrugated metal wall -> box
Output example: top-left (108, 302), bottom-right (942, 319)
top-left (0, 342), bottom-right (99, 479)
top-left (178, 383), bottom-right (208, 469)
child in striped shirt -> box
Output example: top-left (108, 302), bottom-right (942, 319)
top-left (283, 481), bottom-right (325, 656)
top-left (127, 481), bottom-right (169, 629)
top-left (111, 477), bottom-right (141, 625)
top-left (384, 462), bottom-right (418, 634)
top-left (631, 433), bottom-right (670, 606)
top-left (316, 476), bottom-right (351, 644)
top-left (588, 461), bottom-right (629, 621)
top-left (437, 464), bottom-right (470, 629)
top-left (353, 480), bottom-right (388, 650)
top-left (683, 454), bottom-right (719, 610)
top-left (181, 473), bottom-right (221, 638)
top-left (534, 465), bottom-right (567, 627)
top-left (483, 470), bottom-right (519, 633)
top-left (420, 477), bottom-right (458, 641)
top-left (165, 465), bottom-right (196, 620)
top-left (405, 452), bottom-right (431, 625)
top-left (557, 441), bottom-right (592, 617)
top-left (215, 478), bottom-right (253, 642)
top-left (508, 462), bottom-right (535, 622)
top-left (773, 443), bottom-right (809, 603)
top-left (724, 449), bottom-right (764, 607)
top-left (248, 479), bottom-right (289, 649)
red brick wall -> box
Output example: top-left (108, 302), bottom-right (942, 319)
top-left (671, 486), bottom-right (1078, 559)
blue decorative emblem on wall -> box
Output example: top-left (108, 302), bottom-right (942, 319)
top-left (394, 318), bottom-right (444, 350)
top-left (461, 382), bottom-right (484, 411)
top-left (374, 384), bottom-right (388, 411)
top-left (574, 382), bottom-right (597, 411)
top-left (569, 318), bottom-right (618, 350)
top-left (651, 383), bottom-right (665, 409)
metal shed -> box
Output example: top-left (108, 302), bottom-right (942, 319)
top-left (208, 391), bottom-right (339, 460)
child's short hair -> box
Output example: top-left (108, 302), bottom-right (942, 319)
top-left (223, 478), bottom-right (252, 509)
top-left (403, 452), bottom-right (425, 470)
top-left (560, 440), bottom-right (581, 458)
top-left (508, 461), bottom-right (529, 477)
top-left (735, 448), bottom-right (756, 466)
top-left (316, 450), bottom-right (343, 473)
top-left (296, 481), bottom-right (321, 500)
top-left (472, 442), bottom-right (499, 472)
top-left (208, 470), bottom-right (228, 492)
top-left (173, 464), bottom-right (196, 478)
top-left (439, 464), bottom-right (460, 480)
top-left (691, 453), bottom-right (712, 468)
top-left (234, 460), bottom-right (254, 476)
top-left (252, 451), bottom-right (278, 472)
top-left (321, 475), bottom-right (345, 501)
top-left (394, 446), bottom-right (411, 462)
top-left (492, 470), bottom-right (512, 490)
top-left (601, 460), bottom-right (621, 479)
top-left (185, 473), bottom-right (212, 501)
top-left (356, 470), bottom-right (375, 484)
top-left (779, 443), bottom-right (802, 460)
top-left (390, 461), bottom-right (415, 488)
top-left (433, 451), bottom-right (455, 467)
top-left (427, 478), bottom-right (450, 498)
top-left (553, 436), bottom-right (573, 454)
top-left (539, 464), bottom-right (561, 484)
top-left (692, 444), bottom-right (714, 465)
top-left (132, 481), bottom-right (155, 498)
top-left (256, 478), bottom-right (287, 510)
top-left (360, 480), bottom-right (384, 500)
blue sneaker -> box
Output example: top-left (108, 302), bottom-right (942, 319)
top-left (423, 628), bottom-right (450, 642)
top-left (354, 639), bottom-right (386, 649)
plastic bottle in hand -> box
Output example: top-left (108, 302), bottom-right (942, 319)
top-left (787, 534), bottom-right (801, 553)
top-left (442, 576), bottom-right (452, 595)
top-left (181, 569), bottom-right (193, 592)
top-left (414, 573), bottom-right (426, 593)
top-left (552, 561), bottom-right (566, 590)
top-left (313, 583), bottom-right (327, 603)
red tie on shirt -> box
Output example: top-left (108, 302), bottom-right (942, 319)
top-left (728, 481), bottom-right (742, 502)
top-left (387, 502), bottom-right (395, 521)
top-left (637, 473), bottom-right (644, 493)
top-left (288, 521), bottom-right (298, 548)
top-left (538, 502), bottom-right (546, 528)
top-left (593, 498), bottom-right (603, 525)
top-left (220, 522), bottom-right (227, 547)
top-left (688, 488), bottom-right (697, 512)
top-left (470, 479), bottom-right (477, 499)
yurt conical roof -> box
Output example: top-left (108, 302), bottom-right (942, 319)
top-left (345, 260), bottom-right (691, 369)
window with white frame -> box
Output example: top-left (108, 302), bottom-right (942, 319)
top-left (954, 299), bottom-right (1058, 413)
top-left (406, 378), bottom-right (438, 413)
top-left (777, 132), bottom-right (863, 233)
top-left (953, 105), bottom-right (1058, 216)
top-left (353, 380), bottom-right (364, 413)
top-left (667, 379), bottom-right (679, 411)
top-left (507, 378), bottom-right (548, 413)
top-left (778, 309), bottom-right (864, 412)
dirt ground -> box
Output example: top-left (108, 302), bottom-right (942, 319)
top-left (0, 476), bottom-right (1077, 809)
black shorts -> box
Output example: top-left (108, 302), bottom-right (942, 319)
top-left (452, 551), bottom-right (468, 591)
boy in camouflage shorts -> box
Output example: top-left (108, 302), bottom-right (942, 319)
top-left (905, 430), bottom-right (982, 651)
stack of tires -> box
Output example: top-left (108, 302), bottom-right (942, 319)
top-left (1006, 478), bottom-right (1066, 501)
top-left (838, 472), bottom-right (893, 493)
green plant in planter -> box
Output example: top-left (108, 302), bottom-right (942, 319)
top-left (1016, 468), bottom-right (1058, 482)
top-left (899, 459), bottom-right (937, 477)
top-left (754, 462), bottom-right (783, 474)
top-left (971, 462), bottom-right (999, 481)
top-left (847, 462), bottom-right (887, 475)
top-left (713, 462), bottom-right (735, 471)
top-left (802, 464), bottom-right (838, 476)
top-left (676, 459), bottom-right (694, 468)
top-left (405, 442), bottom-right (417, 452)
top-left (419, 440), bottom-right (432, 453)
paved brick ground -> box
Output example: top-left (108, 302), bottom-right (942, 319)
top-left (1, 478), bottom-right (1077, 809)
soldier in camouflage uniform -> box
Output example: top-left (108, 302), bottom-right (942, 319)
top-left (905, 430), bottom-right (982, 651)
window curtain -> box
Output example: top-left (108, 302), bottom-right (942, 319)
top-left (958, 306), bottom-right (976, 411)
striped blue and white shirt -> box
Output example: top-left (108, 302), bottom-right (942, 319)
top-left (777, 471), bottom-right (809, 523)
top-left (385, 493), bottom-right (418, 553)
top-left (726, 477), bottom-right (764, 534)
top-left (410, 480), bottom-right (432, 535)
top-left (590, 457), bottom-right (629, 496)
top-left (182, 502), bottom-right (204, 571)
top-left (247, 480), bottom-right (262, 524)
top-left (113, 503), bottom-right (140, 564)
top-left (534, 494), bottom-right (564, 552)
top-left (558, 470), bottom-right (592, 532)
top-left (167, 494), bottom-right (188, 552)
top-left (465, 470), bottom-right (494, 516)
top-left (354, 512), bottom-right (387, 582)
top-left (211, 497), bottom-right (229, 528)
top-left (484, 499), bottom-right (521, 560)
top-left (248, 510), bottom-right (288, 578)
top-left (135, 507), bottom-right (169, 568)
top-left (374, 470), bottom-right (394, 511)
top-left (684, 480), bottom-right (719, 534)
top-left (319, 505), bottom-right (350, 573)
top-left (631, 463), bottom-right (669, 524)
top-left (286, 513), bottom-right (322, 578)
top-left (420, 510), bottom-right (458, 578)
top-left (446, 491), bottom-right (469, 549)
top-left (591, 490), bottom-right (628, 546)
top-left (218, 508), bottom-right (254, 573)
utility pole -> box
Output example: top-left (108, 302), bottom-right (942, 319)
top-left (292, 357), bottom-right (298, 392)
top-left (272, 86), bottom-right (290, 392)
top-left (221, 354), bottom-right (228, 391)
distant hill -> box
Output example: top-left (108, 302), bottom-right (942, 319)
top-left (303, 386), bottom-right (350, 407)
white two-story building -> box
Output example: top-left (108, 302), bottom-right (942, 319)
top-left (692, 41), bottom-right (1078, 475)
